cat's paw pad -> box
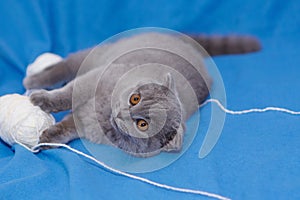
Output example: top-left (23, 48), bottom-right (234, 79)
top-left (30, 90), bottom-right (58, 113)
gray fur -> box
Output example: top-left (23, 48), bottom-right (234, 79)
top-left (190, 35), bottom-right (261, 56)
top-left (24, 32), bottom-right (260, 157)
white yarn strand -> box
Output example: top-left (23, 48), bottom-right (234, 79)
top-left (200, 98), bottom-right (300, 115)
top-left (30, 142), bottom-right (231, 200)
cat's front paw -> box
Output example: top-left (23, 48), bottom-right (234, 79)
top-left (30, 90), bottom-right (58, 113)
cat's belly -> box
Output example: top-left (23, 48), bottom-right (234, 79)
top-left (74, 98), bottom-right (111, 144)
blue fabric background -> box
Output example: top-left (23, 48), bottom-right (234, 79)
top-left (0, 0), bottom-right (299, 199)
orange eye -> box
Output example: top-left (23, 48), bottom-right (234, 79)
top-left (130, 94), bottom-right (141, 105)
top-left (137, 119), bottom-right (148, 131)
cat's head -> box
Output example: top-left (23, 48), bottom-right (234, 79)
top-left (110, 73), bottom-right (184, 157)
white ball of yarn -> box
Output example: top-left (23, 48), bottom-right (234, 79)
top-left (25, 53), bottom-right (64, 96)
top-left (26, 53), bottom-right (63, 76)
top-left (0, 94), bottom-right (55, 148)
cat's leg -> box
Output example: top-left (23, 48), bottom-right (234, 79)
top-left (39, 114), bottom-right (79, 145)
top-left (30, 67), bottom-right (102, 112)
top-left (24, 60), bottom-right (72, 90)
top-left (23, 49), bottom-right (92, 90)
top-left (30, 85), bottom-right (72, 113)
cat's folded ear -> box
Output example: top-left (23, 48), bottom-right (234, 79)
top-left (163, 73), bottom-right (176, 92)
top-left (162, 124), bottom-right (184, 152)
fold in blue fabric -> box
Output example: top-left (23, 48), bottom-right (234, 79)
top-left (0, 0), bottom-right (299, 199)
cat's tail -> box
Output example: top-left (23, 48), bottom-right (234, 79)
top-left (189, 35), bottom-right (261, 56)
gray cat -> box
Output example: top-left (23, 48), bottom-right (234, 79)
top-left (23, 32), bottom-right (260, 157)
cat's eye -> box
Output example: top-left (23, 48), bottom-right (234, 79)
top-left (130, 94), bottom-right (141, 105)
top-left (136, 119), bottom-right (148, 131)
